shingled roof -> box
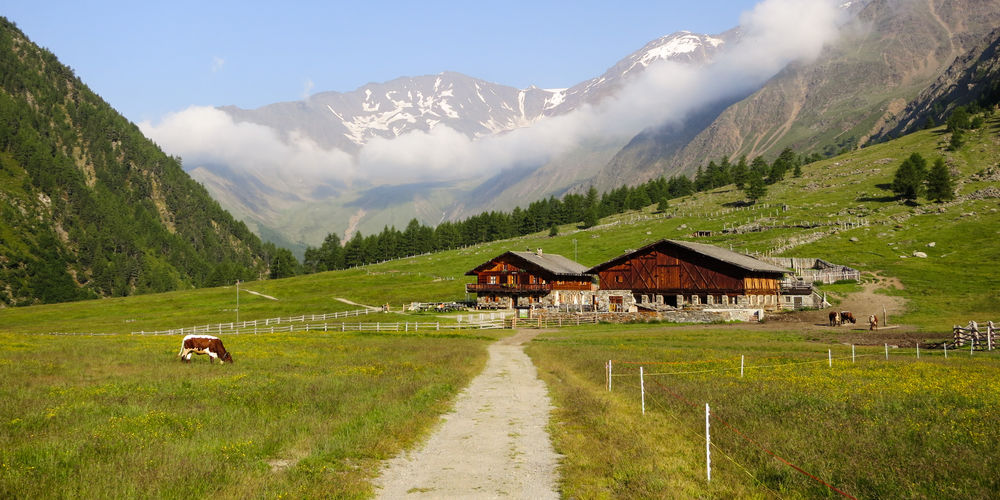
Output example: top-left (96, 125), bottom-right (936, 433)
top-left (466, 250), bottom-right (590, 277)
top-left (587, 239), bottom-right (789, 274)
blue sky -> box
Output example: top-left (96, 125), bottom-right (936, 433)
top-left (6, 0), bottom-right (760, 123)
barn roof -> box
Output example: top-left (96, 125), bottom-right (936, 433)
top-left (587, 239), bottom-right (789, 275)
top-left (466, 250), bottom-right (590, 277)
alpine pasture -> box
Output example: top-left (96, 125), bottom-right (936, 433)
top-left (2, 122), bottom-right (1000, 497)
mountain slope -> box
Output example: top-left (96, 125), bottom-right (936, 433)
top-left (220, 31), bottom-right (729, 154)
top-left (0, 18), bottom-right (265, 305)
top-left (184, 31), bottom-right (730, 247)
top-left (872, 26), bottom-right (1000, 140)
top-left (610, 0), bottom-right (1000, 181)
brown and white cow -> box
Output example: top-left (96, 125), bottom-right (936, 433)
top-left (829, 311), bottom-right (841, 326)
top-left (178, 335), bottom-right (233, 364)
top-left (869, 314), bottom-right (878, 331)
top-left (840, 311), bottom-right (857, 324)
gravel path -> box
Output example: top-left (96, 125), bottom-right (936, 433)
top-left (374, 329), bottom-right (561, 499)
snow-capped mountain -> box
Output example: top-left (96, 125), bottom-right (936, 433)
top-left (218, 31), bottom-right (731, 155)
top-left (191, 30), bottom-right (733, 251)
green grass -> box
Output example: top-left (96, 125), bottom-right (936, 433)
top-left (0, 330), bottom-right (493, 498)
top-left (0, 113), bottom-right (999, 498)
top-left (529, 323), bottom-right (1000, 498)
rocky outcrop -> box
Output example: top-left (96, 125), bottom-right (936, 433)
top-left (870, 27), bottom-right (1000, 141)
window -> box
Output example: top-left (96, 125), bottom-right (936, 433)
top-left (616, 275), bottom-right (623, 284)
top-left (488, 275), bottom-right (497, 284)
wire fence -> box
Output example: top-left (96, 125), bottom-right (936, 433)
top-left (603, 342), bottom-right (1000, 498)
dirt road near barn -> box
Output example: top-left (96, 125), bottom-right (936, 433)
top-left (374, 329), bottom-right (561, 499)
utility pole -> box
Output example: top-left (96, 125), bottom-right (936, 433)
top-left (573, 238), bottom-right (578, 262)
top-left (236, 280), bottom-right (240, 325)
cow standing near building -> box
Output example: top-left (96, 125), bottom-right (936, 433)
top-left (178, 335), bottom-right (233, 364)
top-left (869, 314), bottom-right (878, 331)
top-left (840, 311), bottom-right (857, 324)
top-left (829, 311), bottom-right (841, 326)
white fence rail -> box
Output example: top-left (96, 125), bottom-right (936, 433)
top-left (132, 308), bottom-right (380, 336)
top-left (133, 319), bottom-right (505, 336)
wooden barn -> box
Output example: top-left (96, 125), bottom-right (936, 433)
top-left (466, 249), bottom-right (595, 309)
top-left (586, 239), bottom-right (789, 309)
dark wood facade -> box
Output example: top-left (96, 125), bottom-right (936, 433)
top-left (587, 240), bottom-right (787, 306)
top-left (465, 251), bottom-right (594, 307)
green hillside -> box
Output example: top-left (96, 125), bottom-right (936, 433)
top-left (0, 18), bottom-right (265, 306)
top-left (2, 114), bottom-right (997, 335)
top-left (1, 98), bottom-right (998, 500)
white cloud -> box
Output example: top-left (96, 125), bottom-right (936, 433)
top-left (143, 0), bottom-right (843, 188)
top-left (138, 107), bottom-right (356, 187)
top-left (349, 0), bottom-right (843, 183)
top-left (302, 78), bottom-right (314, 100)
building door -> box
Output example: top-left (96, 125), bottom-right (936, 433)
top-left (609, 296), bottom-right (624, 312)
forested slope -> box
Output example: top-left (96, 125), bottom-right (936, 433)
top-left (0, 18), bottom-right (265, 305)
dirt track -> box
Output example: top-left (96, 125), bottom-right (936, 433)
top-left (374, 329), bottom-right (560, 499)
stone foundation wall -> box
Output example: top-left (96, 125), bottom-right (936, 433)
top-left (532, 308), bottom-right (765, 324)
top-left (479, 289), bottom-right (782, 313)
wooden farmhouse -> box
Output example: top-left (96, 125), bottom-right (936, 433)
top-left (586, 239), bottom-right (789, 310)
top-left (466, 250), bottom-right (595, 309)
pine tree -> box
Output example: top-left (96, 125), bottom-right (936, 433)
top-left (925, 157), bottom-right (954, 202)
top-left (946, 106), bottom-right (971, 132)
top-left (890, 153), bottom-right (927, 201)
top-left (732, 156), bottom-right (749, 189)
top-left (949, 129), bottom-right (965, 151)
top-left (657, 197), bottom-right (670, 212)
top-left (582, 206), bottom-right (599, 228)
top-left (745, 175), bottom-right (767, 204)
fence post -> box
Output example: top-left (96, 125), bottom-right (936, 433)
top-left (828, 349), bottom-right (832, 368)
top-left (640, 367), bottom-right (645, 416)
top-left (944, 343), bottom-right (948, 359)
top-left (608, 360), bottom-right (612, 392)
top-left (741, 355), bottom-right (744, 377)
top-left (885, 343), bottom-right (888, 360)
top-left (916, 342), bottom-right (919, 359)
top-left (706, 403), bottom-right (712, 482)
top-left (852, 344), bottom-right (855, 363)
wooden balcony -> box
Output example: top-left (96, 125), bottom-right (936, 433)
top-left (466, 282), bottom-right (595, 294)
top-left (466, 283), bottom-right (552, 294)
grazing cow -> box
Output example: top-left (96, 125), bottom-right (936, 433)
top-left (869, 314), bottom-right (878, 331)
top-left (178, 335), bottom-right (233, 364)
top-left (829, 311), bottom-right (841, 326)
top-left (840, 311), bottom-right (857, 324)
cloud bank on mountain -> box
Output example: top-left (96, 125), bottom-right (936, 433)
top-left (140, 0), bottom-right (842, 187)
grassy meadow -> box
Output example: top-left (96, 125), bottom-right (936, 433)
top-left (529, 323), bottom-right (1000, 498)
top-left (0, 120), bottom-right (998, 498)
top-left (0, 330), bottom-right (496, 498)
